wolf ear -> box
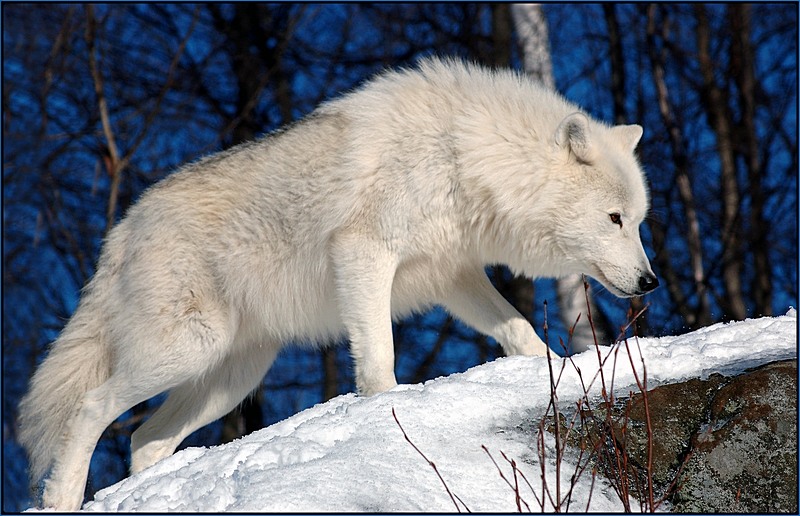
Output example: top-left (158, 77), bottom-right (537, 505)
top-left (555, 112), bottom-right (595, 162)
top-left (610, 124), bottom-right (644, 151)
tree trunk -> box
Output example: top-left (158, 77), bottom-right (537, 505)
top-left (511, 3), bottom-right (608, 351)
top-left (322, 348), bottom-right (339, 402)
top-left (695, 5), bottom-right (747, 321)
top-left (729, 4), bottom-right (772, 316)
top-left (604, 4), bottom-right (652, 337)
top-left (603, 4), bottom-right (626, 126)
top-left (510, 4), bottom-right (555, 90)
top-left (645, 4), bottom-right (711, 329)
top-left (491, 4), bottom-right (512, 67)
top-left (212, 3), bottom-right (292, 441)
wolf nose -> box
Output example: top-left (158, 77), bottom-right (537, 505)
top-left (638, 272), bottom-right (659, 293)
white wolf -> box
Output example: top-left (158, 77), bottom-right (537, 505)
top-left (19, 57), bottom-right (657, 510)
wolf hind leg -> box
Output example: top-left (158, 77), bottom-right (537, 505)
top-left (42, 297), bottom-right (236, 510)
top-left (41, 374), bottom-right (172, 511)
top-left (130, 343), bottom-right (279, 473)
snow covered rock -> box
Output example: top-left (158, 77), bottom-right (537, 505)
top-left (81, 310), bottom-right (796, 512)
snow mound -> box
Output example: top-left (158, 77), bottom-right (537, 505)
top-left (83, 310), bottom-right (796, 512)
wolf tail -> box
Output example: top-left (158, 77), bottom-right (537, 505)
top-left (17, 288), bottom-right (113, 487)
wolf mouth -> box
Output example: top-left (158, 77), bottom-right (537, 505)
top-left (589, 265), bottom-right (637, 298)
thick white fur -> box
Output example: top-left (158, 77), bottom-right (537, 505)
top-left (18, 57), bottom-right (655, 510)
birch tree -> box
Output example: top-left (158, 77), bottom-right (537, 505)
top-left (511, 4), bottom-right (609, 352)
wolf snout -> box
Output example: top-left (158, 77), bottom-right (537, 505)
top-left (638, 272), bottom-right (659, 293)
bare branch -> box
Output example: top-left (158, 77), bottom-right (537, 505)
top-left (392, 408), bottom-right (469, 513)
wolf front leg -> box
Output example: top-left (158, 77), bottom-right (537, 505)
top-left (441, 267), bottom-right (549, 357)
top-left (330, 233), bottom-right (399, 396)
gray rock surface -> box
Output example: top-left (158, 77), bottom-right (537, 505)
top-left (672, 360), bottom-right (797, 513)
top-left (563, 359), bottom-right (797, 512)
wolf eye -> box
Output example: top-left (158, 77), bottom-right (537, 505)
top-left (609, 212), bottom-right (622, 227)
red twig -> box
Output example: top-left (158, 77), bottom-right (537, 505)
top-left (543, 301), bottom-right (564, 510)
top-left (482, 445), bottom-right (536, 510)
top-left (624, 336), bottom-right (656, 511)
top-left (392, 408), bottom-right (469, 512)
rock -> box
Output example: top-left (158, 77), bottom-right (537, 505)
top-left (672, 360), bottom-right (797, 513)
top-left (558, 360), bottom-right (797, 513)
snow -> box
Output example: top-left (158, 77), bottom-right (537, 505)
top-left (78, 310), bottom-right (795, 512)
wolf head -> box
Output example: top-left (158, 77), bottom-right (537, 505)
top-left (551, 112), bottom-right (658, 298)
